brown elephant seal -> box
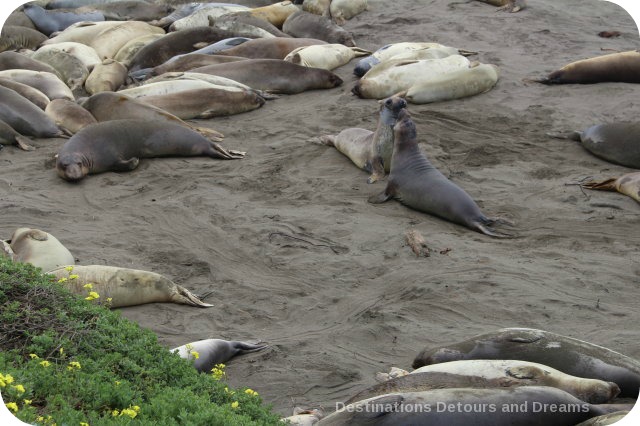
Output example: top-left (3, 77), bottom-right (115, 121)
top-left (22, 3), bottom-right (105, 37)
top-left (0, 51), bottom-right (61, 77)
top-left (564, 122), bottom-right (640, 168)
top-left (0, 70), bottom-right (74, 101)
top-left (8, 228), bottom-right (75, 273)
top-left (475, 0), bottom-right (526, 13)
top-left (45, 99), bottom-right (97, 135)
top-left (321, 386), bottom-right (616, 426)
top-left (215, 37), bottom-right (328, 59)
top-left (191, 59), bottom-right (342, 94)
top-left (0, 86), bottom-right (66, 139)
top-left (142, 54), bottom-right (248, 78)
top-left (75, 1), bottom-right (171, 22)
top-left (80, 92), bottom-right (225, 141)
top-left (250, 1), bottom-right (299, 28)
top-left (576, 411), bottom-right (630, 426)
top-left (128, 27), bottom-right (237, 71)
top-left (368, 109), bottom-right (511, 238)
top-left (583, 172), bottom-right (640, 203)
top-left (56, 119), bottom-right (242, 182)
top-left (48, 265), bottom-right (212, 308)
top-left (0, 26), bottom-right (48, 52)
top-left (412, 327), bottom-right (640, 398)
top-left (171, 339), bottom-right (268, 372)
top-left (84, 59), bottom-right (127, 94)
top-left (536, 50), bottom-right (640, 84)
top-left (0, 77), bottom-right (51, 110)
top-left (409, 360), bottom-right (620, 404)
top-left (0, 119), bottom-right (35, 151)
top-left (319, 96), bottom-right (406, 183)
top-left (283, 10), bottom-right (356, 46)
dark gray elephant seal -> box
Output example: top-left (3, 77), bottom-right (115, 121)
top-left (171, 339), bottom-right (268, 373)
top-left (536, 50), bottom-right (640, 84)
top-left (0, 51), bottom-right (61, 78)
top-left (0, 26), bottom-right (48, 52)
top-left (140, 54), bottom-right (248, 79)
top-left (283, 10), bottom-right (355, 46)
top-left (0, 119), bottom-right (35, 151)
top-left (412, 327), bottom-right (640, 398)
top-left (215, 37), bottom-right (328, 59)
top-left (191, 59), bottom-right (343, 94)
top-left (0, 86), bottom-right (66, 139)
top-left (56, 119), bottom-right (243, 182)
top-left (368, 109), bottom-right (511, 238)
top-left (0, 77), bottom-right (51, 110)
top-left (22, 3), bottom-right (105, 37)
top-left (319, 96), bottom-right (406, 183)
top-left (319, 386), bottom-right (617, 426)
top-left (567, 122), bottom-right (640, 168)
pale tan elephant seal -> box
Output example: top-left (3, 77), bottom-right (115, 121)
top-left (48, 265), bottom-right (213, 308)
top-left (84, 59), bottom-right (127, 94)
top-left (8, 228), bottom-right (75, 273)
top-left (284, 44), bottom-right (371, 70)
top-left (45, 99), bottom-right (97, 135)
top-left (171, 339), bottom-right (268, 372)
top-left (583, 172), bottom-right (640, 203)
top-left (330, 0), bottom-right (368, 25)
top-left (250, 1), bottom-right (299, 28)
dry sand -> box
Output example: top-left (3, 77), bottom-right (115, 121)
top-left (1, 0), bottom-right (639, 416)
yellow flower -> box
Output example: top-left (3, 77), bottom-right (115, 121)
top-left (65, 266), bottom-right (74, 272)
top-left (69, 274), bottom-right (79, 280)
top-left (80, 423), bottom-right (89, 426)
top-left (215, 363), bottom-right (225, 369)
top-left (23, 399), bottom-right (32, 405)
top-left (12, 384), bottom-right (25, 394)
top-left (120, 408), bottom-right (137, 419)
top-left (111, 410), bottom-right (119, 417)
top-left (85, 291), bottom-right (100, 301)
top-left (39, 360), bottom-right (51, 367)
top-left (231, 401), bottom-right (239, 409)
top-left (83, 283), bottom-right (93, 290)
top-left (106, 298), bottom-right (113, 304)
top-left (244, 388), bottom-right (258, 396)
top-left (29, 353), bottom-right (39, 359)
top-left (5, 402), bottom-right (18, 412)
top-left (59, 348), bottom-right (64, 355)
top-left (114, 381), bottom-right (121, 386)
top-left (3, 374), bottom-right (14, 384)
top-left (185, 343), bottom-right (193, 350)
top-left (57, 277), bottom-right (67, 283)
top-left (190, 350), bottom-right (200, 359)
top-left (37, 417), bottom-right (44, 422)
top-left (132, 406), bottom-right (140, 412)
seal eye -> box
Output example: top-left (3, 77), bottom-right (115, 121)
top-left (385, 99), bottom-right (392, 107)
top-left (400, 100), bottom-right (407, 108)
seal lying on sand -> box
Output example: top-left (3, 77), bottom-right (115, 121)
top-left (22, 3), bottom-right (105, 36)
top-left (283, 10), bottom-right (355, 46)
top-left (45, 99), bottom-right (97, 135)
top-left (0, 86), bottom-right (67, 139)
top-left (564, 122), bottom-right (640, 168)
top-left (412, 327), bottom-right (640, 398)
top-left (7, 228), bottom-right (75, 273)
top-left (49, 265), bottom-right (212, 308)
top-left (171, 339), bottom-right (268, 372)
top-left (0, 119), bottom-right (35, 151)
top-left (583, 172), bottom-right (640, 203)
top-left (56, 119), bottom-right (243, 182)
top-left (319, 96), bottom-right (406, 183)
top-left (535, 50), bottom-right (640, 84)
top-left (368, 109), bottom-right (511, 238)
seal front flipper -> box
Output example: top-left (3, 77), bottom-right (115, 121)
top-left (15, 135), bottom-right (35, 151)
top-left (114, 157), bottom-right (140, 171)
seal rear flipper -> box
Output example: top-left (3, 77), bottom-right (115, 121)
top-left (15, 135), bottom-right (35, 151)
top-left (368, 183), bottom-right (395, 203)
top-left (472, 221), bottom-right (514, 238)
top-left (172, 285), bottom-right (213, 308)
top-left (233, 341), bottom-right (269, 355)
top-left (318, 135), bottom-right (336, 146)
top-left (206, 142), bottom-right (245, 160)
top-left (582, 178), bottom-right (617, 192)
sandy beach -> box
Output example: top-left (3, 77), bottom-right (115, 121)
top-left (1, 0), bottom-right (639, 416)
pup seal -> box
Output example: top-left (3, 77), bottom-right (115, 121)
top-left (412, 327), bottom-right (640, 398)
top-left (368, 109), bottom-right (511, 238)
top-left (8, 228), bottom-right (75, 273)
top-left (564, 122), bottom-right (640, 168)
top-left (283, 10), bottom-right (355, 46)
top-left (583, 172), bottom-right (640, 203)
top-left (535, 50), bottom-right (640, 84)
top-left (171, 339), bottom-right (268, 372)
top-left (49, 265), bottom-right (212, 308)
top-left (56, 119), bottom-right (242, 182)
top-left (319, 96), bottom-right (406, 183)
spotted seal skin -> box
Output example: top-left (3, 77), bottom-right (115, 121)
top-left (171, 339), bottom-right (268, 372)
top-left (412, 327), bottom-right (640, 398)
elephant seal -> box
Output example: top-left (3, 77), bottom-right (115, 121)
top-left (216, 37), bottom-right (328, 59)
top-left (4, 10), bottom-right (37, 30)
top-left (564, 122), bottom-right (640, 168)
top-left (128, 27), bottom-right (237, 71)
top-left (0, 70), bottom-right (74, 101)
top-left (150, 2), bottom-right (207, 28)
top-left (113, 34), bottom-right (165, 67)
top-left (186, 37), bottom-right (251, 55)
top-left (330, 0), bottom-right (368, 25)
top-left (168, 4), bottom-right (250, 31)
top-left (412, 327), bottom-right (640, 398)
top-left (576, 411), bottom-right (630, 426)
top-left (320, 386), bottom-right (615, 426)
top-left (47, 0), bottom-right (152, 8)
top-left (8, 228), bottom-right (75, 273)
top-left (368, 109), bottom-right (511, 238)
top-left (56, 119), bottom-right (242, 182)
top-left (191, 59), bottom-right (342, 94)
top-left (34, 42), bottom-right (102, 71)
top-left (48, 265), bottom-right (212, 308)
top-left (404, 63), bottom-right (500, 104)
top-left (0, 77), bottom-right (51, 110)
top-left (250, 1), bottom-right (299, 28)
top-left (536, 50), bottom-right (640, 84)
top-left (282, 408), bottom-right (324, 426)
top-left (87, 21), bottom-right (165, 60)
top-left (319, 96), bottom-right (407, 183)
top-left (84, 59), bottom-right (127, 94)
top-left (0, 51), bottom-right (60, 77)
top-left (42, 21), bottom-right (123, 46)
top-left (171, 339), bottom-right (268, 372)
top-left (283, 10), bottom-right (356, 46)
top-left (75, 1), bottom-right (171, 22)
top-left (207, 12), bottom-right (289, 38)
top-left (476, 0), bottom-right (526, 13)
top-left (0, 86), bottom-right (66, 139)
top-left (45, 99), bottom-right (97, 135)
top-left (583, 172), bottom-right (640, 203)
top-left (80, 92), bottom-right (225, 141)
top-left (30, 48), bottom-right (90, 92)
top-left (1, 239), bottom-right (14, 260)
top-left (22, 3), bottom-right (105, 36)
top-left (141, 54), bottom-right (248, 78)
top-left (284, 44), bottom-right (371, 70)
top-left (410, 360), bottom-right (620, 404)
top-left (0, 119), bottom-right (35, 151)
top-left (353, 42), bottom-right (458, 77)
top-left (303, 0), bottom-right (331, 18)
top-left (0, 26), bottom-right (48, 52)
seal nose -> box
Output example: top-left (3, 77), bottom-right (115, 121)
top-left (351, 82), bottom-right (362, 97)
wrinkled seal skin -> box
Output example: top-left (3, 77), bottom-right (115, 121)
top-left (538, 50), bottom-right (640, 84)
top-left (569, 122), bottom-right (640, 169)
top-left (56, 119), bottom-right (241, 182)
top-left (142, 54), bottom-right (248, 78)
top-left (22, 3), bottom-right (105, 37)
top-left (319, 96), bottom-right (406, 183)
top-left (48, 265), bottom-right (213, 308)
top-left (171, 339), bottom-right (268, 372)
top-left (368, 109), bottom-right (510, 238)
top-left (318, 386), bottom-right (613, 426)
top-left (216, 37), bottom-right (327, 59)
top-left (412, 327), bottom-right (640, 398)
top-left (8, 228), bottom-right (75, 273)
top-left (0, 86), bottom-right (65, 138)
top-left (283, 10), bottom-right (356, 46)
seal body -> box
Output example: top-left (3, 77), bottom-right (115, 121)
top-left (0, 86), bottom-right (65, 138)
top-left (216, 37), bottom-right (328, 59)
top-left (583, 172), bottom-right (640, 203)
top-left (572, 123), bottom-right (640, 168)
top-left (48, 265), bottom-right (213, 308)
top-left (0, 77), bottom-right (51, 110)
top-left (22, 3), bottom-right (105, 36)
top-left (8, 228), bottom-right (74, 273)
top-left (250, 1), bottom-right (299, 27)
top-left (45, 99), bottom-right (97, 135)
top-left (303, 0), bottom-right (331, 18)
top-left (84, 59), bottom-right (127, 94)
top-left (0, 51), bottom-right (60, 77)
top-left (368, 109), bottom-right (509, 237)
top-left (0, 119), bottom-right (35, 151)
top-left (0, 70), bottom-right (74, 101)
top-left (145, 54), bottom-right (248, 77)
top-left (30, 48), bottom-right (90, 91)
top-left (168, 4), bottom-right (250, 31)
top-left (34, 42), bottom-right (102, 71)
top-left (353, 42), bottom-right (453, 77)
top-left (0, 26), bottom-right (48, 52)
top-left (283, 10), bottom-right (355, 46)
top-left (208, 11), bottom-right (289, 38)
top-left (284, 44), bottom-right (371, 70)
top-left (539, 50), bottom-right (640, 84)
top-left (56, 119), bottom-right (242, 181)
top-left (330, 0), bottom-right (368, 25)
top-left (113, 34), bottom-right (165, 67)
top-left (171, 339), bottom-right (268, 372)
top-left (319, 96), bottom-right (406, 183)
top-left (412, 327), bottom-right (640, 398)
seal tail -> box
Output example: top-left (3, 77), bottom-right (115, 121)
top-left (208, 141), bottom-right (245, 159)
top-left (173, 285), bottom-right (214, 307)
top-left (233, 341), bottom-right (269, 355)
top-left (473, 217), bottom-right (515, 238)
